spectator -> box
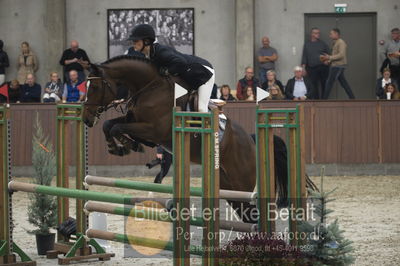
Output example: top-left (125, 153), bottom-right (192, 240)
top-left (384, 83), bottom-right (400, 100)
top-left (266, 84), bottom-right (285, 100)
top-left (20, 74), bottom-right (41, 103)
top-left (384, 28), bottom-right (400, 81)
top-left (236, 67), bottom-right (260, 100)
top-left (375, 68), bottom-right (398, 99)
top-left (285, 66), bottom-right (315, 100)
top-left (17, 42), bottom-right (38, 84)
top-left (261, 70), bottom-right (285, 95)
top-left (8, 80), bottom-right (21, 103)
top-left (59, 40), bottom-right (90, 82)
top-left (62, 70), bottom-right (86, 103)
top-left (301, 27), bottom-right (330, 99)
top-left (257, 36), bottom-right (278, 84)
top-left (245, 86), bottom-right (255, 101)
top-left (0, 40), bottom-right (10, 85)
top-left (320, 28), bottom-right (355, 99)
top-left (43, 72), bottom-right (63, 102)
top-left (219, 84), bottom-right (236, 101)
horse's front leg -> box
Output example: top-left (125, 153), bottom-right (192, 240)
top-left (109, 122), bottom-right (159, 155)
top-left (103, 117), bottom-right (143, 156)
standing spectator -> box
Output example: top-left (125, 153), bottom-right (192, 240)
top-left (261, 70), bottom-right (285, 95)
top-left (383, 83), bottom-right (400, 100)
top-left (244, 86), bottom-right (255, 101)
top-left (257, 36), bottom-right (278, 84)
top-left (301, 27), bottom-right (330, 99)
top-left (0, 40), bottom-right (10, 85)
top-left (236, 67), bottom-right (260, 100)
top-left (285, 66), bottom-right (315, 100)
top-left (43, 72), bottom-right (63, 102)
top-left (62, 70), bottom-right (86, 103)
top-left (219, 85), bottom-right (236, 101)
top-left (266, 84), bottom-right (285, 100)
top-left (8, 80), bottom-right (21, 103)
top-left (384, 28), bottom-right (400, 82)
top-left (20, 74), bottom-right (41, 103)
top-left (375, 68), bottom-right (398, 99)
top-left (59, 40), bottom-right (90, 82)
top-left (17, 42), bottom-right (38, 84)
top-left (321, 28), bottom-right (355, 99)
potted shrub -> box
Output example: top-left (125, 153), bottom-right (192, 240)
top-left (27, 114), bottom-right (58, 255)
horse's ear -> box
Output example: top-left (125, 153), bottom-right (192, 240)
top-left (89, 64), bottom-right (103, 76)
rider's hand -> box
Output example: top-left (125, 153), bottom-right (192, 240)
top-left (156, 153), bottom-right (163, 160)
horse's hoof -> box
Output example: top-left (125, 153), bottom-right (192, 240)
top-left (132, 142), bottom-right (145, 153)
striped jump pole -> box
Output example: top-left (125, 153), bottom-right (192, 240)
top-left (84, 201), bottom-right (256, 233)
top-left (85, 175), bottom-right (256, 203)
top-left (0, 105), bottom-right (35, 265)
top-left (256, 104), bottom-right (306, 244)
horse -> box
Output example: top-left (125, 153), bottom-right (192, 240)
top-left (82, 55), bottom-right (290, 222)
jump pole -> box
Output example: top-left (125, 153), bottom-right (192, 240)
top-left (256, 104), bottom-right (306, 243)
top-left (0, 105), bottom-right (35, 265)
top-left (85, 175), bottom-right (256, 203)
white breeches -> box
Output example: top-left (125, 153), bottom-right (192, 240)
top-left (197, 65), bottom-right (215, 113)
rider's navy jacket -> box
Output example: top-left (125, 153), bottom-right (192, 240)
top-left (150, 43), bottom-right (213, 90)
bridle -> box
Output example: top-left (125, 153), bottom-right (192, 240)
top-left (84, 76), bottom-right (118, 120)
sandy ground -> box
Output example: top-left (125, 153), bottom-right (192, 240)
top-left (8, 175), bottom-right (400, 266)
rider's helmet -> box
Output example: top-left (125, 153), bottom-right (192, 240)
top-left (128, 24), bottom-right (156, 45)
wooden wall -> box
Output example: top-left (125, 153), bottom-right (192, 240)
top-left (9, 101), bottom-right (400, 166)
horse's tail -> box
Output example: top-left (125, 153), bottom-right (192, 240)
top-left (250, 134), bottom-right (288, 208)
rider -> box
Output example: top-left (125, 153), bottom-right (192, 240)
top-left (127, 24), bottom-right (215, 113)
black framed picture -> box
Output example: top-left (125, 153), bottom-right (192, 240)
top-left (107, 8), bottom-right (194, 58)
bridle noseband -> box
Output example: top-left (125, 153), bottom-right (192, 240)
top-left (85, 76), bottom-right (118, 119)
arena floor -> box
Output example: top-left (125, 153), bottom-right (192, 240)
top-left (10, 175), bottom-right (400, 266)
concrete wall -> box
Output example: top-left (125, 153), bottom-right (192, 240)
top-left (65, 0), bottom-right (236, 87)
top-left (1, 0), bottom-right (399, 93)
top-left (255, 0), bottom-right (400, 82)
top-left (0, 0), bottom-right (49, 86)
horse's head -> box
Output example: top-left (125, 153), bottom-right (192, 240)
top-left (83, 64), bottom-right (117, 127)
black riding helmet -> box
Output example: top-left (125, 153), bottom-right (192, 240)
top-left (128, 24), bottom-right (155, 45)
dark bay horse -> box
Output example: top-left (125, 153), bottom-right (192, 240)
top-left (82, 55), bottom-right (289, 221)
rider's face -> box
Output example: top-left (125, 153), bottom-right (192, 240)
top-left (133, 40), bottom-right (144, 51)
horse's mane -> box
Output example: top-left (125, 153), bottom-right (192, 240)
top-left (101, 55), bottom-right (152, 65)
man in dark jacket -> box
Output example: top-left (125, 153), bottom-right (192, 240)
top-left (236, 67), bottom-right (260, 100)
top-left (20, 74), bottom-right (41, 102)
top-left (59, 40), bottom-right (90, 82)
top-left (0, 40), bottom-right (10, 85)
top-left (285, 66), bottom-right (315, 100)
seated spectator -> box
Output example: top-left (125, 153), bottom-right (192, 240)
top-left (8, 79), bottom-right (21, 103)
top-left (261, 70), bottom-right (284, 95)
top-left (219, 84), bottom-right (236, 101)
top-left (0, 81), bottom-right (7, 103)
top-left (20, 74), bottom-right (41, 103)
top-left (285, 66), bottom-right (316, 100)
top-left (375, 68), bottom-right (398, 99)
top-left (43, 72), bottom-right (63, 102)
top-left (236, 67), bottom-right (259, 100)
top-left (384, 83), bottom-right (400, 100)
top-left (244, 86), bottom-right (255, 101)
top-left (266, 84), bottom-right (285, 100)
top-left (62, 70), bottom-right (86, 103)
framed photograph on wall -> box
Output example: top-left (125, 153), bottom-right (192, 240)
top-left (107, 8), bottom-right (194, 58)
